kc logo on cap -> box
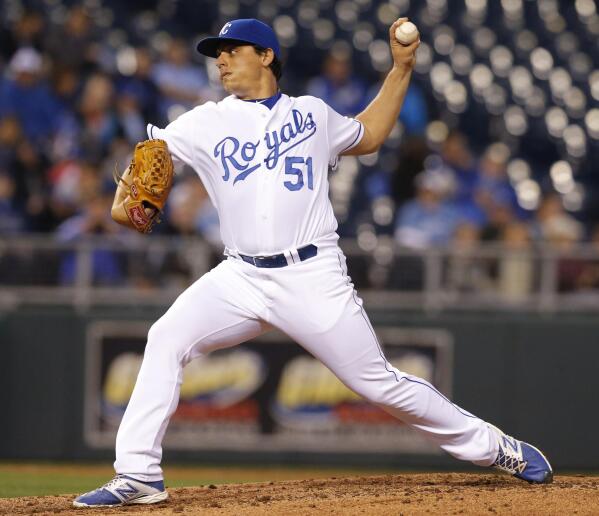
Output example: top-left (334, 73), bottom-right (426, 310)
top-left (197, 18), bottom-right (281, 60)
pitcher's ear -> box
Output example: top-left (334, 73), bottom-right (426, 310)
top-left (262, 48), bottom-right (275, 67)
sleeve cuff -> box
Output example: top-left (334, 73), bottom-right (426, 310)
top-left (341, 119), bottom-right (365, 154)
top-left (329, 119), bottom-right (364, 169)
top-left (146, 123), bottom-right (183, 171)
top-left (147, 123), bottom-right (159, 140)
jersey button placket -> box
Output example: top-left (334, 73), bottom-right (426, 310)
top-left (261, 107), bottom-right (277, 251)
top-left (262, 165), bottom-right (276, 250)
top-left (255, 107), bottom-right (270, 251)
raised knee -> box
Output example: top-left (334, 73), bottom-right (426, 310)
top-left (146, 318), bottom-right (177, 357)
top-left (147, 319), bottom-right (166, 345)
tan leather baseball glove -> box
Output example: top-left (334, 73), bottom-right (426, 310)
top-left (114, 139), bottom-right (174, 233)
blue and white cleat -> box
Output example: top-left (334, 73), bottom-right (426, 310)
top-left (73, 475), bottom-right (168, 508)
top-left (489, 425), bottom-right (553, 484)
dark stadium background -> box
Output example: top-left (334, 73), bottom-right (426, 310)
top-left (1, 0), bottom-right (599, 488)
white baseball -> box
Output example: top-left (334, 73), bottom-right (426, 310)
top-left (395, 21), bottom-right (419, 46)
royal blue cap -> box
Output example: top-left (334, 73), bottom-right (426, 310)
top-left (197, 19), bottom-right (281, 60)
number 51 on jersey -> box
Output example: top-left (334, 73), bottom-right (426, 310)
top-left (284, 156), bottom-right (313, 192)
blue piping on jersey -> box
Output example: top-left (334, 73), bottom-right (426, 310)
top-left (339, 119), bottom-right (364, 154)
top-left (335, 253), bottom-right (478, 421)
top-left (241, 91), bottom-right (282, 110)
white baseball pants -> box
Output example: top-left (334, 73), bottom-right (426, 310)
top-left (114, 247), bottom-right (498, 481)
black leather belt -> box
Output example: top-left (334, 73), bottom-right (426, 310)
top-left (239, 244), bottom-right (318, 268)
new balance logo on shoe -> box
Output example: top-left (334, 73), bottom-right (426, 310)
top-left (115, 483), bottom-right (139, 499)
top-left (501, 435), bottom-right (520, 454)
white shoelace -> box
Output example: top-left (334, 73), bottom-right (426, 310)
top-left (101, 475), bottom-right (127, 491)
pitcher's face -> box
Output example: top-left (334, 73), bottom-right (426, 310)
top-left (215, 43), bottom-right (265, 95)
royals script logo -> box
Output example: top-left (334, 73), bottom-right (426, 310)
top-left (213, 109), bottom-right (316, 184)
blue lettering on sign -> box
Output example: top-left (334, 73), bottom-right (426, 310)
top-left (213, 109), bottom-right (317, 185)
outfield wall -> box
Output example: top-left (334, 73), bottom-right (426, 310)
top-left (1, 305), bottom-right (598, 470)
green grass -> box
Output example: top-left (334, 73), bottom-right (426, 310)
top-left (0, 462), bottom-right (395, 498)
top-left (0, 467), bottom-right (110, 498)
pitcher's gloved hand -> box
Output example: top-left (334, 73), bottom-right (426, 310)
top-left (114, 139), bottom-right (174, 233)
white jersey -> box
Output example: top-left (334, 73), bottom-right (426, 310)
top-left (148, 93), bottom-right (364, 255)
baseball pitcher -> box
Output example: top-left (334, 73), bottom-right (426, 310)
top-left (74, 18), bottom-right (552, 508)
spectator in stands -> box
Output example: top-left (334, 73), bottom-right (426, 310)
top-left (445, 137), bottom-right (528, 240)
top-left (0, 47), bottom-right (62, 146)
top-left (116, 48), bottom-right (161, 125)
top-left (48, 65), bottom-right (82, 161)
top-left (394, 168), bottom-right (460, 248)
top-left (474, 143), bottom-right (519, 219)
top-left (56, 187), bottom-right (125, 286)
top-left (17, 136), bottom-right (51, 230)
top-left (163, 176), bottom-right (221, 245)
top-left (47, 160), bottom-right (100, 226)
top-left (144, 176), bottom-right (221, 288)
top-left (533, 194), bottom-right (585, 292)
top-left (51, 65), bottom-right (81, 108)
top-left (0, 10), bottom-right (45, 60)
top-left (116, 91), bottom-right (147, 145)
top-left (0, 170), bottom-right (26, 234)
top-left (152, 38), bottom-right (209, 122)
top-left (307, 43), bottom-right (368, 117)
top-left (194, 183), bottom-right (221, 247)
top-left (44, 5), bottom-right (96, 71)
top-left (446, 222), bottom-right (494, 294)
top-left (0, 115), bottom-right (55, 231)
top-left (567, 224), bottom-right (599, 295)
top-left (532, 193), bottom-right (584, 245)
top-left (99, 137), bottom-right (134, 185)
top-left (392, 137), bottom-right (429, 208)
top-left (440, 130), bottom-right (478, 205)
top-left (163, 178), bottom-right (205, 236)
top-left (0, 116), bottom-right (22, 189)
top-left (497, 221), bottom-right (534, 302)
top-left (76, 73), bottom-right (122, 163)
top-left (479, 197), bottom-right (517, 242)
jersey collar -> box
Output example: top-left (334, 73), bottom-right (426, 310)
top-left (240, 91), bottom-right (282, 110)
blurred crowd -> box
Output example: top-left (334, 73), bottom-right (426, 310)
top-left (0, 6), bottom-right (223, 241)
top-left (1, 2), bottom-right (598, 295)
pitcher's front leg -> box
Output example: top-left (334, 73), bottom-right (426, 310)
top-left (285, 299), bottom-right (498, 465)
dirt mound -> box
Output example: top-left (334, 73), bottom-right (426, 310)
top-left (1, 473), bottom-right (597, 515)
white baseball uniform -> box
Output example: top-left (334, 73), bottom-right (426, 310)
top-left (114, 93), bottom-right (498, 480)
